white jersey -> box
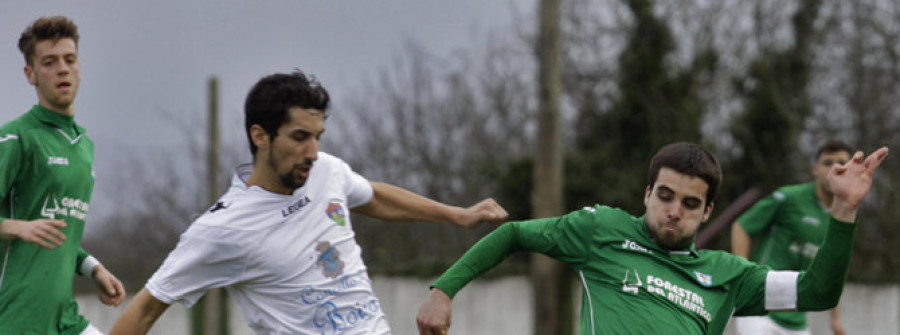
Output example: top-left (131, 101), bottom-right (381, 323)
top-left (146, 152), bottom-right (391, 335)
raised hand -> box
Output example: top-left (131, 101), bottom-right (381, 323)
top-left (828, 147), bottom-right (889, 222)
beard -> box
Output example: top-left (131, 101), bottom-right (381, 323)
top-left (647, 221), bottom-right (695, 250)
top-left (269, 150), bottom-right (310, 191)
top-left (279, 170), bottom-right (305, 190)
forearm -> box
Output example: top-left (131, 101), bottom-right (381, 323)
top-left (731, 222), bottom-right (752, 259)
top-left (432, 222), bottom-right (521, 298)
top-left (0, 218), bottom-right (21, 240)
top-left (796, 217), bottom-right (856, 311)
top-left (354, 182), bottom-right (463, 225)
top-left (0, 218), bottom-right (12, 240)
top-left (111, 288), bottom-right (168, 335)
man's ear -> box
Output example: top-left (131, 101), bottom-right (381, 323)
top-left (702, 202), bottom-right (714, 222)
top-left (644, 185), bottom-right (652, 207)
top-left (24, 65), bottom-right (36, 86)
top-left (249, 125), bottom-right (271, 151)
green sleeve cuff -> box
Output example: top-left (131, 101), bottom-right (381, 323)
top-left (76, 248), bottom-right (90, 274)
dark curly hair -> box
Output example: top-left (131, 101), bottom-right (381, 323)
top-left (244, 70), bottom-right (330, 156)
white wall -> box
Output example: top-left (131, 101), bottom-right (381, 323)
top-left (77, 278), bottom-right (896, 334)
top-left (76, 276), bottom-right (531, 335)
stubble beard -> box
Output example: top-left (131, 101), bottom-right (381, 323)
top-left (269, 151), bottom-right (307, 191)
top-left (648, 221), bottom-right (695, 250)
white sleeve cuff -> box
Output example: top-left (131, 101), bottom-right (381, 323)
top-left (79, 255), bottom-right (101, 277)
top-left (765, 270), bottom-right (799, 310)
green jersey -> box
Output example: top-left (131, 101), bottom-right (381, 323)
top-left (0, 105), bottom-right (94, 334)
top-left (433, 205), bottom-right (855, 334)
top-left (738, 183), bottom-right (830, 330)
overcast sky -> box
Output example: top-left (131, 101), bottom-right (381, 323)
top-left (0, 0), bottom-right (533, 222)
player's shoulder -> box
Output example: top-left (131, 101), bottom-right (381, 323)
top-left (0, 112), bottom-right (40, 137)
top-left (579, 205), bottom-right (634, 220)
top-left (315, 151), bottom-right (346, 167)
top-left (571, 205), bottom-right (640, 230)
top-left (771, 183), bottom-right (814, 202)
top-left (192, 186), bottom-right (287, 231)
top-left (310, 151), bottom-right (362, 184)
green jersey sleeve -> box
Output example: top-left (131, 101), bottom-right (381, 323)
top-left (0, 129), bottom-right (24, 222)
top-left (738, 190), bottom-right (784, 236)
top-left (432, 207), bottom-right (597, 298)
top-left (796, 217), bottom-right (856, 311)
top-left (76, 248), bottom-right (89, 275)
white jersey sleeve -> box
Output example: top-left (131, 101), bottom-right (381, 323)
top-left (334, 155), bottom-right (373, 208)
top-left (145, 225), bottom-right (248, 307)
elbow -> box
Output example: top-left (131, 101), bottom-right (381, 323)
top-left (797, 278), bottom-right (844, 311)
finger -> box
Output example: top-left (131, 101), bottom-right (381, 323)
top-left (864, 147), bottom-right (889, 170)
top-left (41, 232), bottom-right (65, 247)
top-left (33, 238), bottom-right (56, 250)
top-left (46, 226), bottom-right (68, 244)
top-left (47, 219), bottom-right (67, 228)
top-left (36, 229), bottom-right (65, 247)
top-left (111, 279), bottom-right (125, 297)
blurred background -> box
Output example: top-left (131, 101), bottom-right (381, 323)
top-left (3, 0), bottom-right (900, 334)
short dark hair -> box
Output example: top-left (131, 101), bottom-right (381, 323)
top-left (648, 142), bottom-right (722, 206)
top-left (815, 139), bottom-right (853, 160)
top-left (244, 70), bottom-right (330, 156)
top-left (18, 16), bottom-right (79, 66)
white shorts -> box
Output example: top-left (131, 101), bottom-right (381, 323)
top-left (81, 323), bottom-right (104, 335)
top-left (734, 316), bottom-right (810, 335)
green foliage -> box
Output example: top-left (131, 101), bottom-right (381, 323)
top-left (725, 0), bottom-right (822, 194)
top-left (563, 0), bottom-right (714, 214)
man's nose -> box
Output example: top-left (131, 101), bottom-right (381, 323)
top-left (58, 62), bottom-right (70, 75)
top-left (666, 204), bottom-right (682, 220)
top-left (306, 138), bottom-right (319, 161)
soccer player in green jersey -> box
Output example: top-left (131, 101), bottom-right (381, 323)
top-left (417, 142), bottom-right (888, 335)
top-left (731, 139), bottom-right (853, 335)
top-left (0, 16), bottom-right (126, 334)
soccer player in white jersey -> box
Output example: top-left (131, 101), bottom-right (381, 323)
top-left (110, 71), bottom-right (508, 335)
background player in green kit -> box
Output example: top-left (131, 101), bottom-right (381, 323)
top-left (0, 16), bottom-right (126, 334)
top-left (417, 142), bottom-right (888, 335)
top-left (731, 139), bottom-right (853, 335)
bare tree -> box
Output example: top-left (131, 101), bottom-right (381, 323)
top-left (329, 36), bottom-right (537, 275)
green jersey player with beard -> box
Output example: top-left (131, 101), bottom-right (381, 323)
top-left (417, 142), bottom-right (889, 335)
top-left (0, 16), bottom-right (125, 334)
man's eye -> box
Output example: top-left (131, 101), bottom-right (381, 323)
top-left (683, 199), bottom-right (701, 209)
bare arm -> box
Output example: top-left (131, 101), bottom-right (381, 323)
top-left (110, 288), bottom-right (171, 335)
top-left (830, 306), bottom-right (845, 335)
top-left (351, 182), bottom-right (507, 229)
top-left (731, 222), bottom-right (752, 259)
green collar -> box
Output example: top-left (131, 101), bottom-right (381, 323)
top-left (29, 104), bottom-right (85, 137)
